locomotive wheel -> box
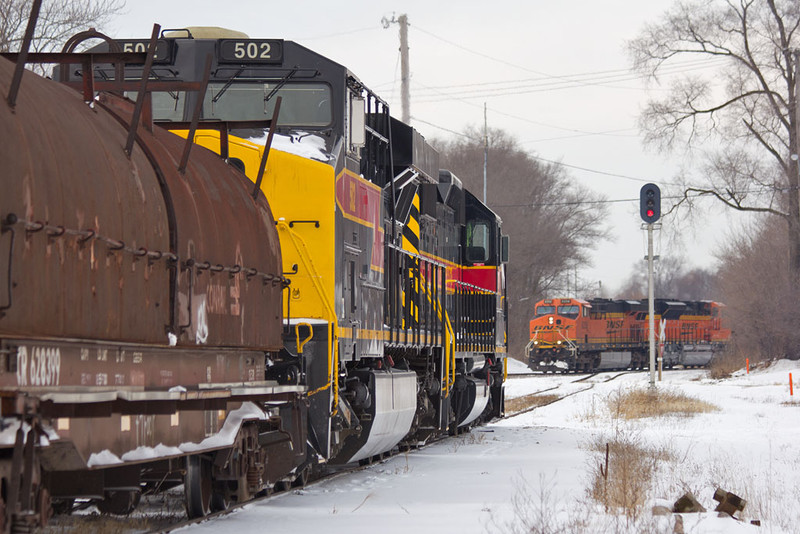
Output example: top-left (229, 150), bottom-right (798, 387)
top-left (96, 489), bottom-right (141, 515)
top-left (185, 456), bottom-right (213, 518)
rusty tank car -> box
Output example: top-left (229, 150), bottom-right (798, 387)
top-left (0, 22), bottom-right (307, 530)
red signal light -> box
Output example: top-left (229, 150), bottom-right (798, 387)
top-left (647, 209), bottom-right (654, 217)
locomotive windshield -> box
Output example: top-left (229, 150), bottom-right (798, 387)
top-left (136, 82), bottom-right (333, 126)
top-left (557, 305), bottom-right (580, 319)
top-left (535, 305), bottom-right (555, 317)
top-left (151, 91), bottom-right (186, 121)
top-left (205, 82), bottom-right (332, 126)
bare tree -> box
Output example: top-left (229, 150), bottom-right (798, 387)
top-left (717, 217), bottom-right (800, 359)
top-left (434, 128), bottom-right (609, 358)
top-left (0, 0), bottom-right (125, 53)
top-left (628, 0), bottom-right (800, 271)
top-left (616, 254), bottom-right (718, 300)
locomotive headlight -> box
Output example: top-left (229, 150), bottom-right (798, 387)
top-left (533, 341), bottom-right (539, 345)
top-left (548, 317), bottom-right (554, 325)
top-left (557, 340), bottom-right (562, 345)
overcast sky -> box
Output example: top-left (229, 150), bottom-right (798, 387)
top-left (107, 0), bottom-right (737, 295)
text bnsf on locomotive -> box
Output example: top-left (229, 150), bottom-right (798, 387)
top-left (0, 18), bottom-right (508, 531)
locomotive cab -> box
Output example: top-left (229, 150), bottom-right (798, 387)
top-left (527, 298), bottom-right (588, 372)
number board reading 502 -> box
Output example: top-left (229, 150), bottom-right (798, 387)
top-left (218, 39), bottom-right (283, 63)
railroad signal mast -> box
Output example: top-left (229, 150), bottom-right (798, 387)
top-left (640, 183), bottom-right (661, 387)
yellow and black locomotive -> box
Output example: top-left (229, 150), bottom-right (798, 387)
top-left (100, 26), bottom-right (511, 471)
top-left (0, 22), bottom-right (508, 525)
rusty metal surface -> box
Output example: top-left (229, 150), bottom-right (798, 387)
top-left (98, 93), bottom-right (285, 349)
top-left (0, 55), bottom-right (285, 351)
top-left (0, 56), bottom-right (171, 344)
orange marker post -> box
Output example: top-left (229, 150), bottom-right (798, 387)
top-left (790, 373), bottom-right (794, 397)
top-left (746, 358), bottom-right (749, 374)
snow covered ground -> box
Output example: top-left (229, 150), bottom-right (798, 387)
top-left (180, 358), bottom-right (800, 534)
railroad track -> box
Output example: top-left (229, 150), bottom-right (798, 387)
top-left (504, 371), bottom-right (633, 419)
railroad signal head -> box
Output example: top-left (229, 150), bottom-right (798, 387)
top-left (639, 183), bottom-right (661, 224)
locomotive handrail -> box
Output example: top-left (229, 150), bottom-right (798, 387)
top-left (276, 220), bottom-right (339, 416)
top-left (418, 273), bottom-right (455, 395)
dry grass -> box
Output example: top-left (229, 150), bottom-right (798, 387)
top-left (505, 394), bottom-right (561, 414)
top-left (588, 434), bottom-right (675, 523)
top-left (707, 350), bottom-right (746, 379)
top-left (605, 387), bottom-right (718, 420)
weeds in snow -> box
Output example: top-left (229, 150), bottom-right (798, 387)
top-left (604, 386), bottom-right (718, 420)
top-left (488, 472), bottom-right (589, 534)
top-left (587, 431), bottom-right (674, 524)
top-left (506, 394), bottom-right (561, 415)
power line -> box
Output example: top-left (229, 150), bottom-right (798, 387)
top-left (413, 79), bottom-right (631, 137)
top-left (410, 115), bottom-right (672, 184)
top-left (493, 188), bottom-right (783, 209)
top-left (529, 155), bottom-right (676, 185)
top-left (411, 24), bottom-right (725, 95)
top-left (409, 58), bottom-right (720, 93)
top-left (410, 115), bottom-right (476, 139)
top-left (411, 60), bottom-right (721, 102)
top-left (295, 26), bottom-right (378, 41)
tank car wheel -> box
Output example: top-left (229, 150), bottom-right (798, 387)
top-left (185, 456), bottom-right (213, 518)
top-left (37, 486), bottom-right (52, 527)
top-left (210, 483), bottom-right (232, 513)
top-left (96, 489), bottom-right (141, 515)
top-left (0, 490), bottom-right (5, 533)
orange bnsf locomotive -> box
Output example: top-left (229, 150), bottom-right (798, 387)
top-left (0, 13), bottom-right (507, 530)
top-left (527, 298), bottom-right (730, 373)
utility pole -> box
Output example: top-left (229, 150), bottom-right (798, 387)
top-left (483, 102), bottom-right (488, 203)
top-left (381, 14), bottom-right (410, 123)
top-left (398, 14), bottom-right (410, 124)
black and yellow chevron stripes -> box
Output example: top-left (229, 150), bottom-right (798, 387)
top-left (401, 194), bottom-right (420, 328)
top-left (401, 193), bottom-right (420, 255)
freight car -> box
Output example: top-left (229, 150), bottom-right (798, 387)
top-left (0, 12), bottom-right (508, 532)
top-left (527, 297), bottom-right (730, 373)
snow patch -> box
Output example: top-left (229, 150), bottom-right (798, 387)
top-left (179, 402), bottom-right (268, 453)
top-left (121, 444), bottom-right (183, 462)
top-left (87, 449), bottom-right (123, 467)
top-left (248, 131), bottom-right (332, 162)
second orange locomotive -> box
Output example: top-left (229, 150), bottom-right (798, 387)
top-left (527, 298), bottom-right (730, 372)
